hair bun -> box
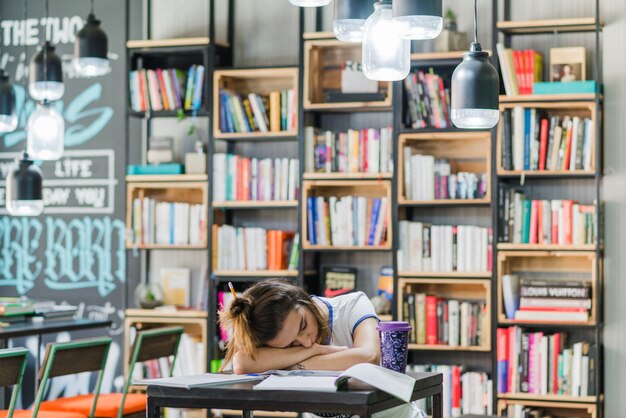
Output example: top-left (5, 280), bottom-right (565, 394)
top-left (230, 296), bottom-right (252, 317)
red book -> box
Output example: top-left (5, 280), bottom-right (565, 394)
top-left (267, 230), bottom-right (277, 270)
top-left (362, 129), bottom-right (368, 173)
top-left (497, 328), bottom-right (509, 393)
top-left (137, 69), bottom-right (147, 111)
top-left (508, 327), bottom-right (517, 392)
top-left (425, 295), bottom-right (438, 345)
top-left (451, 366), bottom-right (461, 415)
top-left (512, 51), bottom-right (526, 94)
top-left (529, 200), bottom-right (539, 244)
top-left (563, 200), bottom-right (574, 244)
top-left (518, 306), bottom-right (587, 313)
top-left (538, 119), bottom-right (549, 170)
top-left (156, 69), bottom-right (170, 111)
top-left (236, 157), bottom-right (243, 201)
top-left (552, 333), bottom-right (561, 394)
top-left (552, 203), bottom-right (559, 244)
top-left (241, 158), bottom-right (250, 201)
top-left (525, 50), bottom-right (534, 95)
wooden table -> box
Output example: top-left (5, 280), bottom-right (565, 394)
top-left (146, 371), bottom-right (443, 418)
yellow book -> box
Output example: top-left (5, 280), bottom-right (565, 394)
top-left (269, 91), bottom-right (281, 132)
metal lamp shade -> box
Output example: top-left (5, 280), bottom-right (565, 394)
top-left (0, 69), bottom-right (17, 133)
top-left (6, 158), bottom-right (44, 217)
top-left (74, 13), bottom-right (111, 77)
top-left (392, 0), bottom-right (443, 40)
top-left (451, 46), bottom-right (500, 129)
top-left (29, 42), bottom-right (64, 102)
top-left (333, 0), bottom-right (372, 42)
top-left (289, 0), bottom-right (332, 6)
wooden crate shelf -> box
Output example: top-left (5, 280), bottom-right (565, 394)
top-left (497, 393), bottom-right (598, 403)
top-left (398, 198), bottom-right (491, 207)
top-left (500, 94), bottom-right (598, 103)
top-left (497, 398), bottom-right (597, 418)
top-left (408, 344), bottom-right (491, 352)
top-left (399, 272), bottom-right (492, 279)
top-left (214, 131), bottom-right (298, 141)
top-left (126, 174), bottom-right (208, 183)
top-left (497, 170), bottom-right (596, 178)
top-left (496, 18), bottom-right (599, 34)
top-left (497, 243), bottom-right (597, 251)
top-left (213, 270), bottom-right (299, 278)
top-left (217, 410), bottom-right (298, 418)
top-left (212, 200), bottom-right (299, 209)
top-left (127, 37), bottom-right (218, 49)
top-left (303, 172), bottom-right (393, 180)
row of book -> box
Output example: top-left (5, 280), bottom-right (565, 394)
top-left (403, 150), bottom-right (487, 201)
top-left (501, 109), bottom-right (594, 172)
top-left (498, 189), bottom-right (597, 245)
top-left (397, 222), bottom-right (492, 273)
top-left (402, 295), bottom-right (487, 347)
top-left (403, 69), bottom-right (452, 129)
top-left (212, 154), bottom-right (299, 202)
top-left (306, 196), bottom-right (388, 247)
top-left (504, 405), bottom-right (564, 418)
top-left (130, 333), bottom-right (204, 380)
top-left (130, 198), bottom-right (206, 246)
top-left (219, 89), bottom-right (296, 133)
top-left (409, 365), bottom-right (493, 417)
top-left (212, 225), bottom-right (298, 271)
top-left (129, 66), bottom-right (204, 112)
top-left (496, 45), bottom-right (544, 96)
top-left (304, 127), bottom-right (394, 175)
top-left (497, 327), bottom-right (596, 397)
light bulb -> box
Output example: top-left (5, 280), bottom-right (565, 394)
top-left (0, 115), bottom-right (18, 133)
top-left (73, 57), bottom-right (111, 77)
top-left (289, 0), bottom-right (331, 6)
top-left (29, 81), bottom-right (65, 102)
top-left (27, 102), bottom-right (65, 161)
top-left (362, 2), bottom-right (410, 81)
top-left (451, 109), bottom-right (500, 129)
top-left (393, 15), bottom-right (442, 40)
top-left (7, 199), bottom-right (44, 216)
top-left (6, 158), bottom-right (44, 217)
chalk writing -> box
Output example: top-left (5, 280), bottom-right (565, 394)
top-left (0, 217), bottom-right (43, 294)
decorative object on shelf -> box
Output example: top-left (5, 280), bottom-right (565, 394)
top-left (134, 281), bottom-right (164, 309)
top-left (362, 1), bottom-right (410, 81)
top-left (74, 0), bottom-right (110, 77)
top-left (323, 266), bottom-right (357, 297)
top-left (434, 8), bottom-right (468, 52)
top-left (147, 136), bottom-right (174, 165)
top-left (5, 154), bottom-right (44, 217)
top-left (451, 0), bottom-right (499, 129)
top-left (288, 0), bottom-right (331, 7)
top-left (0, 69), bottom-right (17, 133)
top-left (550, 47), bottom-right (586, 83)
top-left (184, 141), bottom-right (207, 175)
top-left (501, 274), bottom-right (519, 319)
top-left (160, 268), bottom-right (191, 307)
top-left (341, 62), bottom-right (378, 93)
top-left (392, 0), bottom-right (443, 40)
top-left (27, 101), bottom-right (65, 161)
top-left (333, 0), bottom-right (371, 42)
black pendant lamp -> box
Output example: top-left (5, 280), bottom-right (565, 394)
top-left (74, 0), bottom-right (110, 77)
top-left (0, 69), bottom-right (17, 133)
top-left (392, 0), bottom-right (443, 40)
top-left (6, 154), bottom-right (44, 217)
top-left (333, 0), bottom-right (372, 42)
top-left (29, 0), bottom-right (64, 102)
top-left (451, 0), bottom-right (499, 129)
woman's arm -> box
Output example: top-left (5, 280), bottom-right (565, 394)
top-left (232, 343), bottom-right (347, 374)
top-left (297, 317), bottom-right (381, 371)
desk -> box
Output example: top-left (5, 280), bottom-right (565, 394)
top-left (146, 372), bottom-right (443, 418)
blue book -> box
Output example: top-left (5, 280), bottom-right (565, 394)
top-left (184, 65), bottom-right (196, 111)
top-left (192, 65), bottom-right (205, 111)
top-left (307, 197), bottom-right (316, 245)
top-left (533, 80), bottom-right (598, 95)
top-left (127, 164), bottom-right (184, 175)
top-left (521, 199), bottom-right (531, 244)
top-left (367, 198), bottom-right (381, 246)
top-left (497, 359), bottom-right (509, 393)
top-left (170, 202), bottom-right (175, 245)
top-left (221, 91), bottom-right (234, 133)
top-left (523, 109), bottom-right (531, 170)
top-left (219, 91), bottom-right (227, 133)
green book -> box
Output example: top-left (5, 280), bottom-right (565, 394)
top-left (287, 233), bottom-right (300, 270)
top-left (521, 199), bottom-right (532, 244)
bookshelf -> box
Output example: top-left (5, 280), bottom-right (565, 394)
top-left (497, 399), bottom-right (597, 418)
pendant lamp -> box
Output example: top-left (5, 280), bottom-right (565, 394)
top-left (289, 0), bottom-right (331, 6)
top-left (392, 0), bottom-right (443, 40)
top-left (29, 41), bottom-right (64, 101)
top-left (0, 69), bottom-right (18, 133)
top-left (362, 1), bottom-right (410, 81)
top-left (333, 0), bottom-right (371, 42)
top-left (27, 101), bottom-right (65, 161)
top-left (451, 0), bottom-right (499, 129)
top-left (74, 0), bottom-right (111, 77)
top-left (5, 155), bottom-right (44, 217)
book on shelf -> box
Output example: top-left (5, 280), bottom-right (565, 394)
top-left (127, 163), bottom-right (184, 176)
top-left (397, 221), bottom-right (492, 273)
top-left (500, 108), bottom-right (594, 172)
top-left (496, 44), bottom-right (544, 96)
top-left (212, 154), bottom-right (299, 202)
top-left (213, 224), bottom-right (297, 271)
top-left (0, 298), bottom-right (35, 317)
top-left (403, 69), bottom-right (452, 129)
top-left (219, 88), bottom-right (296, 134)
top-left (408, 364), bottom-right (493, 417)
top-left (403, 149), bottom-right (487, 201)
top-left (497, 327), bottom-right (596, 397)
top-left (306, 196), bottom-right (388, 247)
top-left (130, 198), bottom-right (206, 246)
top-left (303, 126), bottom-right (393, 175)
top-left (533, 80), bottom-right (598, 95)
top-left (129, 66), bottom-right (204, 112)
top-left (497, 188), bottom-right (597, 245)
top-left (402, 295), bottom-right (487, 348)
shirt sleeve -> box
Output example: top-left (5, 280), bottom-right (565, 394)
top-left (347, 291), bottom-right (379, 336)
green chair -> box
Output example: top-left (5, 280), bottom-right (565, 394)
top-left (39, 326), bottom-right (183, 418)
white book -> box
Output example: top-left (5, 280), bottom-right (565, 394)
top-left (540, 336), bottom-right (548, 395)
top-left (581, 355), bottom-right (589, 396)
top-left (380, 128), bottom-right (389, 173)
top-left (460, 302), bottom-right (470, 347)
top-left (411, 154), bottom-right (421, 200)
top-left (513, 193), bottom-right (524, 243)
top-left (572, 342), bottom-right (583, 396)
top-left (213, 153), bottom-right (226, 202)
top-left (424, 155), bottom-right (435, 200)
top-left (358, 197), bottom-right (367, 246)
top-left (329, 196), bottom-right (339, 245)
top-left (570, 117), bottom-right (580, 171)
top-left (583, 118), bottom-right (593, 170)
top-left (445, 225), bottom-right (453, 272)
top-left (274, 158), bottom-right (282, 201)
top-left (345, 196), bottom-right (354, 246)
top-left (514, 310), bottom-right (588, 322)
top-left (135, 373), bottom-right (264, 389)
top-left (409, 222), bottom-right (423, 272)
top-left (280, 157), bottom-right (289, 201)
top-left (250, 158), bottom-right (259, 201)
top-left (549, 125), bottom-right (563, 171)
top-left (249, 93), bottom-right (268, 132)
top-left (403, 147), bottom-right (413, 200)
top-left (368, 128), bottom-right (380, 173)
top-left (496, 43), bottom-right (513, 96)
top-left (304, 127), bottom-right (315, 173)
top-left (448, 300), bottom-right (459, 347)
top-left (398, 220), bottom-right (409, 271)
top-left (316, 197), bottom-right (327, 246)
top-left (513, 106), bottom-right (525, 170)
top-left (259, 228), bottom-right (268, 270)
top-left (288, 159), bottom-right (298, 201)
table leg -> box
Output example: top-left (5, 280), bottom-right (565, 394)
top-left (242, 410), bottom-right (253, 418)
top-left (0, 338), bottom-right (6, 409)
top-left (147, 397), bottom-right (160, 418)
top-left (34, 334), bottom-right (42, 393)
top-left (432, 385), bottom-right (443, 418)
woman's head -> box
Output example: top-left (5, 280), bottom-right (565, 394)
top-left (219, 280), bottom-right (329, 365)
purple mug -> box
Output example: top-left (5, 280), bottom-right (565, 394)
top-left (377, 321), bottom-right (412, 373)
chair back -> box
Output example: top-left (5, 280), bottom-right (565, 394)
top-left (33, 337), bottom-right (112, 418)
top-left (0, 347), bottom-right (29, 418)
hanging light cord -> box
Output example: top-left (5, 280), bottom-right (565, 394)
top-left (22, 0), bottom-right (28, 157)
top-left (43, 0), bottom-right (48, 86)
top-left (473, 0), bottom-right (478, 44)
top-left (91, 0), bottom-right (95, 15)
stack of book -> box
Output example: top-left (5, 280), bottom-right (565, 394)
top-left (498, 189), bottom-right (597, 245)
top-left (219, 89), bottom-right (296, 134)
top-left (497, 327), bottom-right (596, 396)
top-left (408, 364), bottom-right (493, 417)
top-left (397, 221), bottom-right (492, 273)
top-left (303, 127), bottom-right (393, 174)
top-left (306, 196), bottom-right (388, 247)
top-left (129, 66), bottom-right (205, 112)
top-left (403, 69), bottom-right (451, 129)
top-left (500, 108), bottom-right (594, 172)
top-left (212, 154), bottom-right (299, 202)
top-left (213, 225), bottom-right (298, 271)
top-left (130, 198), bottom-right (206, 246)
top-left (403, 150), bottom-right (487, 201)
top-left (513, 277), bottom-right (592, 322)
top-left (402, 295), bottom-right (487, 348)
top-left (496, 44), bottom-right (544, 95)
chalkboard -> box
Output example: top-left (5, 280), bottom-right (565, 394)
top-left (0, 0), bottom-right (127, 405)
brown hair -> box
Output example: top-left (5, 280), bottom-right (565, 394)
top-left (219, 280), bottom-right (329, 370)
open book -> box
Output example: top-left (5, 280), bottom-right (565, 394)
top-left (134, 373), bottom-right (264, 389)
top-left (254, 363), bottom-right (416, 402)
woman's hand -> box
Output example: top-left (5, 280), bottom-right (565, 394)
top-left (314, 344), bottom-right (349, 356)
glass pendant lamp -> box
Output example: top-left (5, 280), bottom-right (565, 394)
top-left (392, 0), bottom-right (443, 40)
top-left (74, 0), bottom-right (111, 77)
top-left (6, 155), bottom-right (44, 217)
top-left (362, 1), bottom-right (410, 81)
top-left (289, 0), bottom-right (332, 7)
top-left (0, 69), bottom-right (17, 132)
top-left (333, 0), bottom-right (371, 42)
top-left (29, 41), bottom-right (64, 101)
top-left (451, 0), bottom-right (499, 129)
top-left (27, 101), bottom-right (65, 161)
